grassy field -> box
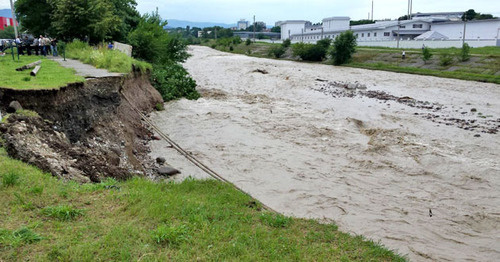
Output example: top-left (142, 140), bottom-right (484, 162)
top-left (202, 40), bottom-right (500, 84)
top-left (0, 146), bottom-right (406, 261)
top-left (0, 55), bottom-right (84, 90)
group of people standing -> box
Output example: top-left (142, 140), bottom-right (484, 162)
top-left (2, 35), bottom-right (58, 57)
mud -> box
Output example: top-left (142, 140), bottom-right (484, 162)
top-left (0, 71), bottom-right (163, 182)
top-left (150, 46), bottom-right (500, 261)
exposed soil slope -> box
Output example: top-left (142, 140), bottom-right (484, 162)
top-left (0, 71), bottom-right (163, 182)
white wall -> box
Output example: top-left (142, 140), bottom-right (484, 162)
top-left (432, 20), bottom-right (500, 40)
top-left (323, 18), bottom-right (349, 31)
top-left (281, 22), bottom-right (307, 40)
top-left (357, 39), bottom-right (498, 48)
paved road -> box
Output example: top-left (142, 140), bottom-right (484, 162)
top-left (49, 57), bottom-right (122, 78)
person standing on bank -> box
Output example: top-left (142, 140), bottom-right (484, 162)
top-left (51, 38), bottom-right (58, 56)
top-left (402, 50), bottom-right (406, 60)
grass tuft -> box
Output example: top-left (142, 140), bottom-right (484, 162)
top-left (41, 205), bottom-right (84, 221)
top-left (152, 224), bottom-right (191, 246)
top-left (0, 227), bottom-right (43, 247)
top-left (2, 172), bottom-right (20, 187)
top-left (260, 213), bottom-right (293, 228)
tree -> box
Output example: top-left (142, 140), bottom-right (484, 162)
top-left (108, 0), bottom-right (141, 42)
top-left (15, 0), bottom-right (54, 36)
top-left (330, 30), bottom-right (357, 65)
top-left (462, 9), bottom-right (477, 21)
top-left (270, 26), bottom-right (281, 33)
top-left (50, 0), bottom-right (121, 42)
top-left (247, 22), bottom-right (266, 32)
top-left (398, 15), bottom-right (410, 21)
top-left (350, 20), bottom-right (375, 26)
top-left (128, 10), bottom-right (188, 64)
top-left (16, 0), bottom-right (139, 42)
top-left (0, 26), bottom-right (16, 39)
top-left (422, 47), bottom-right (432, 63)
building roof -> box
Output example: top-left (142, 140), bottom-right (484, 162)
top-left (412, 12), bottom-right (464, 17)
top-left (415, 30), bottom-right (449, 40)
top-left (276, 20), bottom-right (311, 26)
top-left (432, 18), bottom-right (500, 25)
top-left (323, 16), bottom-right (350, 21)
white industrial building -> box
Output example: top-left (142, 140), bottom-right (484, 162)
top-left (237, 19), bottom-right (249, 30)
top-left (277, 13), bottom-right (500, 48)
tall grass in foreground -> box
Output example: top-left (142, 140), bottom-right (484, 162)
top-left (0, 147), bottom-right (406, 261)
top-left (65, 40), bottom-right (152, 74)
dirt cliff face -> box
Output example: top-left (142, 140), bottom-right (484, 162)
top-left (0, 71), bottom-right (163, 182)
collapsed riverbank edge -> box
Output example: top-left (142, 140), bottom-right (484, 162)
top-left (0, 70), bottom-right (164, 182)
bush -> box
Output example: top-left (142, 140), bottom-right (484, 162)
top-left (422, 47), bottom-right (433, 63)
top-left (282, 39), bottom-right (291, 48)
top-left (229, 46), bottom-right (234, 51)
top-left (245, 38), bottom-right (252, 46)
top-left (317, 38), bottom-right (332, 49)
top-left (292, 43), bottom-right (328, 61)
top-left (330, 30), bottom-right (357, 65)
top-left (232, 36), bottom-right (242, 45)
top-left (151, 63), bottom-right (200, 101)
top-left (439, 53), bottom-right (454, 66)
top-left (459, 43), bottom-right (471, 62)
top-left (269, 45), bottom-right (286, 58)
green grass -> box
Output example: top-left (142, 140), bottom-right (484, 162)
top-left (349, 62), bottom-right (500, 84)
top-left (65, 40), bottom-right (152, 74)
top-left (0, 147), bottom-right (406, 261)
top-left (357, 46), bottom-right (500, 57)
top-left (0, 55), bottom-right (84, 89)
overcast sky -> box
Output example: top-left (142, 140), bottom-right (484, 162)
top-left (1, 0), bottom-right (499, 25)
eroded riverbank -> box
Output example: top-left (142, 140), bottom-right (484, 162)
top-left (150, 46), bottom-right (500, 261)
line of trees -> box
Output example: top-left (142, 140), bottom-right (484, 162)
top-left (14, 0), bottom-right (140, 43)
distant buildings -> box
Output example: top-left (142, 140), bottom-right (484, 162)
top-left (237, 19), bottom-right (249, 30)
top-left (277, 13), bottom-right (500, 47)
top-left (0, 16), bottom-right (17, 30)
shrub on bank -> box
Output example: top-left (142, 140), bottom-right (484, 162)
top-left (269, 45), bottom-right (286, 58)
top-left (151, 63), bottom-right (200, 101)
top-left (292, 43), bottom-right (329, 61)
top-left (330, 30), bottom-right (357, 65)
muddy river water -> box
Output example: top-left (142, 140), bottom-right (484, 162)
top-left (149, 46), bottom-right (500, 261)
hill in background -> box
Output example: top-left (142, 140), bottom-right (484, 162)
top-left (166, 19), bottom-right (235, 29)
top-left (0, 9), bottom-right (12, 18)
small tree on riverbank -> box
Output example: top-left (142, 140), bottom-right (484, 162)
top-left (422, 47), bottom-right (432, 64)
top-left (330, 30), bottom-right (357, 65)
top-left (459, 43), bottom-right (471, 62)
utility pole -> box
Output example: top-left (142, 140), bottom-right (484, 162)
top-left (462, 20), bottom-right (467, 46)
top-left (397, 20), bottom-right (401, 48)
top-left (321, 27), bottom-right (324, 40)
top-left (301, 28), bottom-right (304, 42)
top-left (253, 15), bottom-right (256, 42)
top-left (371, 0), bottom-right (374, 20)
top-left (214, 27), bottom-right (217, 40)
top-left (10, 0), bottom-right (19, 38)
